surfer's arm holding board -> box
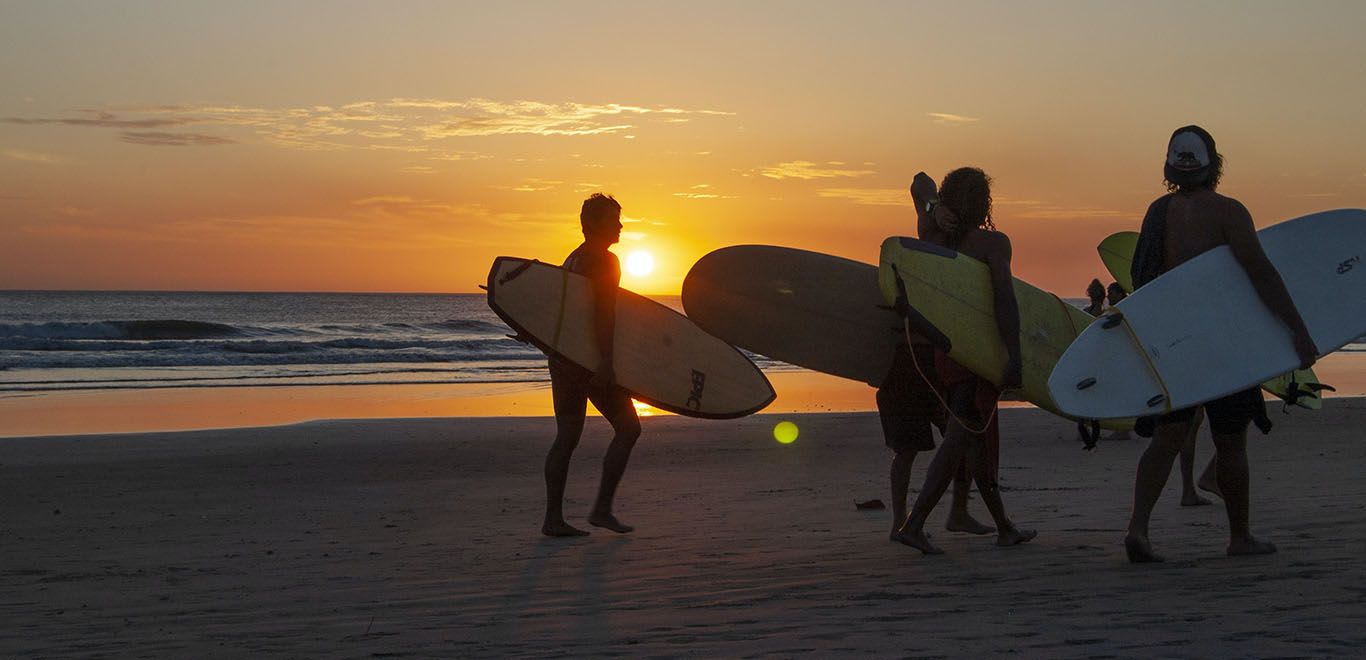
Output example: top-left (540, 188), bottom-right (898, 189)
top-left (584, 251), bottom-right (622, 388)
top-left (1221, 202), bottom-right (1319, 368)
top-left (978, 232), bottom-right (1024, 390)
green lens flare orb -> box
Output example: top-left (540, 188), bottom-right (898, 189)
top-left (773, 421), bottom-right (799, 444)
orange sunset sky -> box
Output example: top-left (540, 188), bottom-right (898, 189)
top-left (2, 1), bottom-right (1364, 296)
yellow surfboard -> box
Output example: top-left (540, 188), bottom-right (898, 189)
top-left (878, 236), bottom-right (1130, 429)
top-left (1096, 231), bottom-right (1327, 410)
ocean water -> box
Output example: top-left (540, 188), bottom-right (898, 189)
top-left (1, 291), bottom-right (1359, 396)
top-left (0, 291), bottom-right (793, 394)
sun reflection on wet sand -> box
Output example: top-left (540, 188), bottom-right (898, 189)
top-left (3, 353), bottom-right (1363, 437)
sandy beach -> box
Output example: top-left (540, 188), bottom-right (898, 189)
top-left (4, 399), bottom-right (1364, 658)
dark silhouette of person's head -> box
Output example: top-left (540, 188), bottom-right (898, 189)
top-left (937, 167), bottom-right (994, 246)
top-left (1107, 282), bottom-right (1126, 305)
top-left (580, 193), bottom-right (622, 246)
top-left (1087, 278), bottom-right (1105, 303)
top-left (1164, 125), bottom-right (1223, 193)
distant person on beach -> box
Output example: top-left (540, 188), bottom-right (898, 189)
top-left (1106, 282), bottom-right (1126, 308)
top-left (891, 168), bottom-right (1036, 554)
top-left (542, 193), bottom-right (642, 537)
top-left (1123, 125), bottom-right (1317, 562)
top-left (1084, 279), bottom-right (1106, 316)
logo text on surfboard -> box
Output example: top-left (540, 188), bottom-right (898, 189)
top-left (1337, 256), bottom-right (1360, 275)
top-left (686, 369), bottom-right (707, 410)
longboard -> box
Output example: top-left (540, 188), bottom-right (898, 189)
top-left (878, 236), bottom-right (1130, 429)
top-left (1097, 230), bottom-right (1326, 410)
top-left (1050, 209), bottom-right (1366, 419)
top-left (681, 245), bottom-right (905, 387)
top-left (486, 257), bottom-right (775, 419)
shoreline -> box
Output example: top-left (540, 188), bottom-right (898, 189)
top-left (3, 403), bottom-right (1364, 656)
top-left (4, 351), bottom-right (1365, 438)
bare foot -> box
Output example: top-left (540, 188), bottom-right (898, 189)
top-left (891, 528), bottom-right (944, 555)
top-left (1124, 535), bottom-right (1163, 563)
top-left (1197, 477), bottom-right (1223, 500)
top-left (1181, 492), bottom-right (1213, 507)
top-left (542, 520), bottom-right (590, 537)
top-left (1227, 536), bottom-right (1277, 557)
top-left (995, 526), bottom-right (1037, 547)
top-left (946, 513), bottom-right (996, 535)
top-left (587, 512), bottom-right (634, 534)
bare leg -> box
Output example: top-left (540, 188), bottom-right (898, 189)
top-left (588, 401), bottom-right (642, 533)
top-left (1197, 455), bottom-right (1222, 500)
top-left (1180, 409), bottom-right (1212, 506)
top-left (1125, 418), bottom-right (1188, 561)
top-left (893, 424), bottom-right (965, 555)
top-left (889, 450), bottom-right (915, 538)
top-left (1212, 430), bottom-right (1276, 556)
top-left (544, 417), bottom-right (590, 537)
top-left (946, 460), bottom-right (995, 535)
top-left (961, 431), bottom-right (1034, 547)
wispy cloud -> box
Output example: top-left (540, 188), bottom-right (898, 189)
top-left (672, 183), bottom-right (735, 199)
top-left (927, 112), bottom-right (980, 126)
top-left (3, 149), bottom-right (62, 163)
top-left (994, 196), bottom-right (1127, 220)
top-left (759, 161), bottom-right (875, 180)
top-left (817, 188), bottom-right (907, 206)
top-left (119, 132), bottom-right (236, 146)
top-left (4, 98), bottom-right (734, 151)
top-left (493, 178), bottom-right (563, 193)
top-left (55, 206), bottom-right (96, 217)
top-left (3, 111), bottom-right (191, 129)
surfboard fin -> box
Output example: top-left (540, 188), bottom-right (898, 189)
top-left (1281, 379), bottom-right (1336, 412)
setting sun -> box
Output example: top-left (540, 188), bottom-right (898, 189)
top-left (625, 250), bottom-right (656, 278)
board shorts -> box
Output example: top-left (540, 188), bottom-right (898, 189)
top-left (933, 350), bottom-right (1001, 481)
top-left (1151, 386), bottom-right (1268, 436)
top-left (548, 356), bottom-right (637, 423)
top-left (876, 343), bottom-right (944, 454)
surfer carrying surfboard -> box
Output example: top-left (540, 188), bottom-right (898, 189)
top-left (891, 167), bottom-right (1036, 554)
top-left (542, 193), bottom-right (643, 538)
top-left (1123, 126), bottom-right (1319, 563)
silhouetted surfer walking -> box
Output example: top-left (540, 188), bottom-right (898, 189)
top-left (1123, 126), bottom-right (1317, 562)
top-left (542, 193), bottom-right (642, 537)
top-left (892, 168), bottom-right (1035, 554)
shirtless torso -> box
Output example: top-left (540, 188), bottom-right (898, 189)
top-left (1160, 190), bottom-right (1317, 366)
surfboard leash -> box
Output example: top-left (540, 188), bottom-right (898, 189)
top-left (902, 318), bottom-right (1000, 436)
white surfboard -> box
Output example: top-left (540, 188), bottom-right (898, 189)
top-left (486, 257), bottom-right (775, 419)
top-left (1048, 209), bottom-right (1366, 419)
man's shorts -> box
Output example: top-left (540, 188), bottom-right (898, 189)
top-left (548, 356), bottom-right (636, 421)
top-left (876, 343), bottom-right (944, 454)
top-left (1154, 386), bottom-right (1267, 436)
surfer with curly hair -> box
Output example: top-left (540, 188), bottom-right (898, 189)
top-left (542, 193), bottom-right (643, 537)
top-left (1123, 126), bottom-right (1318, 562)
top-left (891, 167), bottom-right (1036, 554)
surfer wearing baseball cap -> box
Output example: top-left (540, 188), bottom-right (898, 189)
top-left (542, 193), bottom-right (643, 537)
top-left (1123, 126), bottom-right (1318, 562)
top-left (891, 167), bottom-right (1036, 554)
